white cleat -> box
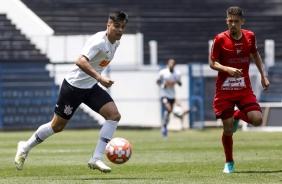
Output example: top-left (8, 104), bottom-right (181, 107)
top-left (15, 141), bottom-right (29, 170)
top-left (88, 157), bottom-right (111, 173)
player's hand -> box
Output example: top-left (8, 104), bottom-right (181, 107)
top-left (261, 76), bottom-right (269, 91)
top-left (160, 84), bottom-right (166, 89)
top-left (226, 67), bottom-right (243, 78)
top-left (98, 76), bottom-right (115, 88)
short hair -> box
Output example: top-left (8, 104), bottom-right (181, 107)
top-left (226, 6), bottom-right (243, 18)
top-left (109, 11), bottom-right (129, 23)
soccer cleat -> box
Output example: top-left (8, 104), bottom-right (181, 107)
top-left (233, 119), bottom-right (240, 133)
top-left (88, 157), bottom-right (111, 173)
top-left (161, 127), bottom-right (167, 138)
top-left (223, 162), bottom-right (234, 173)
top-left (15, 141), bottom-right (29, 170)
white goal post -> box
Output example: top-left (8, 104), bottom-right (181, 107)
top-left (242, 102), bottom-right (282, 132)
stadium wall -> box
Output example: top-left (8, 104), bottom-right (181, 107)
top-left (1, 0), bottom-right (280, 130)
top-left (0, 0), bottom-right (54, 43)
top-left (45, 63), bottom-right (189, 129)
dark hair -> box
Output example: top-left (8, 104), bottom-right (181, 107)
top-left (226, 6), bottom-right (243, 18)
top-left (109, 11), bottom-right (128, 23)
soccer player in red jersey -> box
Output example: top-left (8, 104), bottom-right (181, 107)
top-left (209, 6), bottom-right (270, 173)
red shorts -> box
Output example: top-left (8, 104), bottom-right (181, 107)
top-left (213, 88), bottom-right (261, 120)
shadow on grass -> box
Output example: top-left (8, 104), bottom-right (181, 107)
top-left (236, 170), bottom-right (282, 174)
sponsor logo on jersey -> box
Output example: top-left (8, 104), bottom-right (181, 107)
top-left (227, 57), bottom-right (249, 63)
top-left (221, 77), bottom-right (246, 90)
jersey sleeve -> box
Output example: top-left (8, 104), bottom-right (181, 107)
top-left (210, 34), bottom-right (222, 60)
top-left (81, 37), bottom-right (101, 60)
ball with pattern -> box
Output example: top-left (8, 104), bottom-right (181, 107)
top-left (106, 137), bottom-right (132, 164)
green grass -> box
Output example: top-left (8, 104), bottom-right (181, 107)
top-left (0, 129), bottom-right (282, 184)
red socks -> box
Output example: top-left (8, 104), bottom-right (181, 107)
top-left (234, 110), bottom-right (252, 124)
top-left (222, 133), bottom-right (233, 162)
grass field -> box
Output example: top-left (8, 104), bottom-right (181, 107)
top-left (0, 128), bottom-right (281, 184)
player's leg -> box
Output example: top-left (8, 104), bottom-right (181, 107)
top-left (172, 105), bottom-right (186, 130)
top-left (88, 101), bottom-right (120, 173)
top-left (213, 95), bottom-right (235, 173)
top-left (15, 114), bottom-right (69, 170)
top-left (163, 98), bottom-right (173, 125)
top-left (161, 98), bottom-right (174, 138)
top-left (84, 84), bottom-right (120, 173)
top-left (234, 90), bottom-right (262, 129)
top-left (246, 110), bottom-right (262, 126)
top-left (234, 109), bottom-right (262, 126)
top-left (25, 114), bottom-right (69, 149)
top-left (222, 117), bottom-right (235, 173)
top-left (15, 79), bottom-right (83, 170)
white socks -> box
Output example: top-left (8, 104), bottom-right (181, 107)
top-left (24, 122), bottom-right (55, 151)
top-left (92, 120), bottom-right (118, 159)
top-left (22, 120), bottom-right (118, 159)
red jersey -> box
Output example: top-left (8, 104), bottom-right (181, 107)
top-left (210, 29), bottom-right (258, 91)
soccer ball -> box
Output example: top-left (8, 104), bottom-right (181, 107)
top-left (105, 137), bottom-right (132, 164)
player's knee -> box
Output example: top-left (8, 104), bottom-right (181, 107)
top-left (52, 124), bottom-right (65, 133)
top-left (224, 128), bottom-right (233, 136)
top-left (222, 120), bottom-right (234, 136)
top-left (114, 112), bottom-right (121, 121)
top-left (51, 115), bottom-right (68, 133)
top-left (108, 111), bottom-right (121, 122)
top-left (248, 114), bottom-right (263, 127)
top-left (251, 118), bottom-right (262, 127)
top-left (247, 110), bottom-right (263, 127)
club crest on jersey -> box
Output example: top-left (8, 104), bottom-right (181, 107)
top-left (64, 105), bottom-right (73, 115)
top-left (236, 49), bottom-right (242, 55)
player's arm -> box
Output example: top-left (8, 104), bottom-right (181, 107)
top-left (209, 58), bottom-right (243, 78)
top-left (210, 35), bottom-right (242, 77)
top-left (176, 80), bottom-right (182, 86)
top-left (76, 55), bottom-right (101, 81)
top-left (251, 52), bottom-right (270, 90)
top-left (157, 79), bottom-right (166, 89)
top-left (76, 55), bottom-right (114, 88)
top-left (176, 74), bottom-right (182, 86)
top-left (156, 72), bottom-right (167, 88)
